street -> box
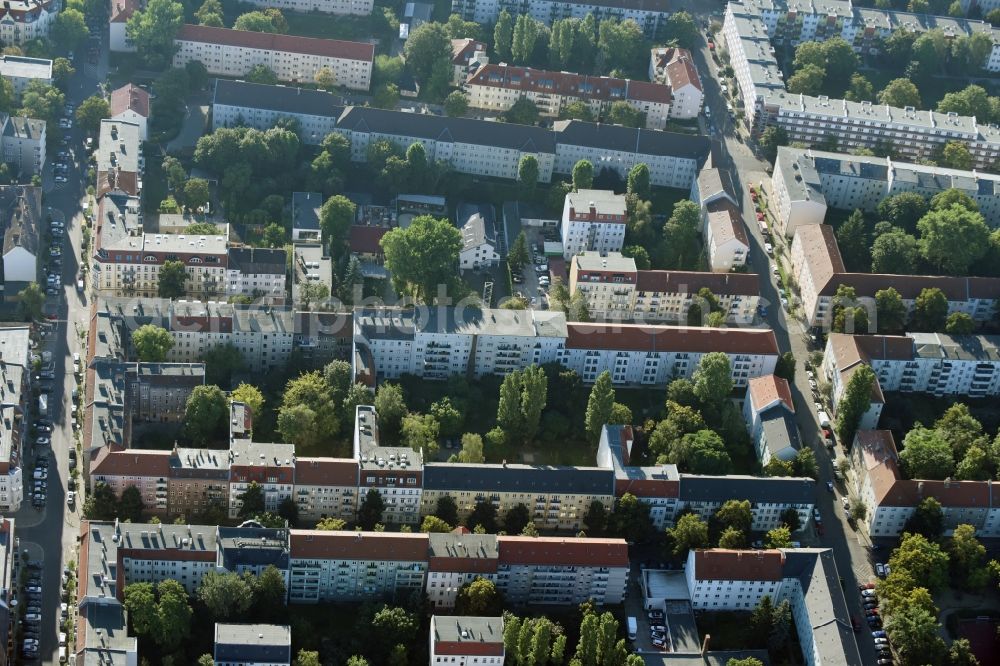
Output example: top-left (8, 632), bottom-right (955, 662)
top-left (15, 43), bottom-right (104, 664)
top-left (678, 4), bottom-right (879, 663)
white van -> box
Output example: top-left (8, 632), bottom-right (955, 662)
top-left (627, 616), bottom-right (637, 641)
top-left (817, 411), bottom-right (831, 428)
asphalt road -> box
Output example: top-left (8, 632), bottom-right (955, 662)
top-left (676, 4), bottom-right (881, 663)
top-left (14, 45), bottom-right (101, 665)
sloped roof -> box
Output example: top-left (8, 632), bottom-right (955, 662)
top-left (176, 24), bottom-right (375, 62)
top-left (111, 83), bottom-right (150, 118)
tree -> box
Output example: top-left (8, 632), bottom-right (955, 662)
top-left (443, 90), bottom-right (469, 117)
top-left (197, 570), bottom-right (253, 620)
top-left (198, 655), bottom-right (215, 666)
top-left (508, 231), bottom-right (530, 274)
top-left (237, 481), bottom-right (266, 518)
top-left (780, 507), bottom-right (801, 532)
top-left (294, 651), bottom-right (322, 666)
top-left (318, 194), bottom-right (356, 255)
top-left (726, 660), bottom-right (764, 666)
top-left (19, 81), bottom-right (64, 124)
top-left (764, 457), bottom-right (795, 476)
top-left (879, 78), bottom-right (921, 108)
top-left (936, 400), bottom-right (987, 459)
top-left (315, 517), bottom-right (346, 530)
top-left (692, 352), bottom-right (732, 409)
top-left (787, 63), bottom-right (826, 95)
top-left (584, 371), bottom-right (615, 443)
top-left (200, 342), bottom-right (246, 387)
top-left (494, 9), bottom-right (515, 60)
top-left (52, 8), bottom-right (89, 49)
top-left (466, 499), bottom-right (497, 533)
top-left (184, 385), bottom-right (228, 445)
top-left (939, 140), bottom-right (974, 170)
top-left (158, 259), bottom-right (187, 298)
top-left (918, 204), bottom-right (990, 274)
top-left (561, 100), bottom-right (593, 121)
top-left (278, 371), bottom-right (338, 450)
top-left (912, 287), bottom-right (950, 331)
top-left (154, 579), bottom-right (193, 651)
top-left (381, 216), bottom-right (462, 302)
top-left (583, 499), bottom-right (607, 535)
top-left (875, 287), bottom-right (907, 334)
top-left (626, 163), bottom-right (650, 199)
top-left (758, 126), bottom-right (788, 162)
top-left (434, 495), bottom-right (459, 526)
top-left (764, 525), bottom-right (793, 548)
top-left (15, 283), bottom-right (43, 321)
top-left (124, 583), bottom-right (159, 637)
top-left (420, 515), bottom-right (452, 532)
top-left (401, 413), bottom-right (440, 457)
top-left (51, 58), bottom-right (74, 92)
top-left (903, 497), bottom-right (944, 539)
top-left (455, 578), bottom-right (503, 615)
top-left (950, 523), bottom-right (990, 590)
top-left (837, 210), bottom-right (869, 271)
top-left (182, 178), bottom-right (210, 211)
top-left (503, 503), bottom-right (531, 535)
top-left (132, 324), bottom-right (174, 362)
top-left (115, 485), bottom-right (144, 522)
top-left (667, 512), bottom-right (709, 556)
top-left (195, 0), bottom-right (223, 25)
top-left (885, 605), bottom-right (947, 666)
top-left (511, 14), bottom-right (542, 64)
top-left (456, 433), bottom-right (485, 464)
top-left (126, 0), bottom-right (184, 69)
top-left (834, 362), bottom-right (875, 446)
top-left (373, 383), bottom-right (407, 442)
top-left (664, 10), bottom-right (698, 48)
top-left (713, 499), bottom-right (752, 537)
top-left (845, 73), bottom-right (875, 102)
top-left (246, 63), bottom-right (278, 85)
top-left (358, 488), bottom-right (385, 529)
top-left (899, 426), bottom-right (955, 480)
top-left (948, 639), bottom-right (980, 666)
top-left (504, 97), bottom-right (540, 125)
top-left (945, 312), bottom-right (976, 335)
top-left (572, 159), bottom-right (594, 190)
top-left (517, 155), bottom-right (539, 195)
top-left (403, 22), bottom-right (451, 97)
top-left (878, 192), bottom-right (929, 234)
top-left (718, 526), bottom-right (746, 549)
top-left (606, 100), bottom-right (644, 128)
top-left (234, 10), bottom-right (286, 32)
top-left (75, 94), bottom-right (110, 134)
top-left (872, 230), bottom-right (920, 274)
top-left (956, 445), bottom-right (992, 481)
top-left (230, 383), bottom-right (265, 422)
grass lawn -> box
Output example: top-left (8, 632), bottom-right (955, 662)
top-left (141, 147), bottom-right (169, 214)
top-left (697, 611), bottom-right (804, 664)
top-left (650, 186), bottom-right (689, 216)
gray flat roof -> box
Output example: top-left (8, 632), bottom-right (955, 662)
top-left (680, 474), bottom-right (815, 504)
top-left (213, 79), bottom-right (344, 118)
top-left (423, 463), bottom-right (615, 496)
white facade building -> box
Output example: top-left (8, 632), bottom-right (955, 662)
top-left (110, 83), bottom-right (151, 141)
top-left (240, 0), bottom-right (373, 14)
top-left (648, 47), bottom-right (703, 119)
top-left (172, 25), bottom-right (374, 91)
top-left (560, 189), bottom-right (626, 258)
top-left (450, 0), bottom-right (670, 35)
top-left (109, 0), bottom-right (139, 52)
top-left (0, 55), bottom-right (51, 96)
top-left (430, 616), bottom-right (504, 666)
top-left (0, 0), bottom-right (56, 46)
top-left (211, 79), bottom-right (344, 145)
top-left (458, 212), bottom-right (499, 269)
top-left (1, 115), bottom-right (44, 176)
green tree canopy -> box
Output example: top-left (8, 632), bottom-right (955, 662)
top-left (126, 0), bottom-right (184, 68)
top-left (899, 426), bottom-right (955, 479)
top-left (917, 203), bottom-right (990, 274)
top-left (381, 215), bottom-right (462, 302)
top-left (132, 324), bottom-right (174, 362)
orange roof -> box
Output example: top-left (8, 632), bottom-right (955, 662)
top-left (467, 63), bottom-right (671, 105)
top-left (176, 24), bottom-right (375, 62)
top-left (294, 457), bottom-right (358, 486)
top-left (706, 199), bottom-right (749, 247)
top-left (91, 448), bottom-right (172, 478)
top-left (665, 50), bottom-right (702, 92)
top-left (450, 38), bottom-right (486, 66)
top-left (497, 536), bottom-right (628, 567)
top-left (111, 83), bottom-right (150, 118)
top-left (634, 270), bottom-right (759, 297)
top-left (289, 530), bottom-right (428, 561)
top-left (747, 374), bottom-right (794, 413)
top-left (693, 549), bottom-right (785, 581)
top-left (566, 323), bottom-right (779, 356)
top-left (110, 0), bottom-right (139, 23)
top-left (793, 224), bottom-right (844, 292)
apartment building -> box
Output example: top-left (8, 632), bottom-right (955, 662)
top-left (743, 374), bottom-right (801, 464)
top-left (172, 25), bottom-right (374, 90)
top-left (0, 0), bottom-right (56, 45)
top-left (426, 532), bottom-right (499, 609)
top-left (241, 0), bottom-right (373, 14)
top-left (568, 252), bottom-right (760, 323)
top-left (680, 474), bottom-right (815, 532)
top-left (458, 211), bottom-right (498, 270)
top-left (352, 307), bottom-right (568, 382)
top-left (226, 247), bottom-right (287, 302)
top-left (292, 243), bottom-right (333, 307)
top-left (129, 362), bottom-right (205, 422)
top-left (0, 328), bottom-right (30, 513)
top-left (706, 200), bottom-right (751, 272)
top-left (430, 616), bottom-right (504, 666)
top-left (498, 535), bottom-right (628, 605)
top-left (95, 231), bottom-right (228, 297)
top-left (294, 457), bottom-right (359, 523)
top-left (1, 184), bottom-right (41, 283)
top-left (292, 191), bottom-right (323, 241)
top-left (1, 115), bottom-right (45, 176)
top-left (0, 518), bottom-right (14, 662)
top-left (0, 55), bottom-right (51, 95)
top-left (421, 463), bottom-right (615, 532)
top-left (772, 146), bottom-right (1000, 236)
top-left (851, 430), bottom-right (1000, 538)
top-left (228, 440), bottom-right (297, 519)
top-left (450, 0), bottom-right (671, 35)
top-left (723, 0), bottom-right (1000, 166)
top-left (648, 47), bottom-right (703, 119)
top-left (789, 223), bottom-right (1000, 328)
top-left (75, 605), bottom-right (139, 666)
top-left (212, 79), bottom-right (345, 145)
top-left (561, 189), bottom-right (626, 258)
top-left (354, 405), bottom-right (423, 525)
top-left (685, 548), bottom-right (862, 666)
top-left (214, 624), bottom-right (292, 666)
top-left (109, 0), bottom-right (140, 52)
top-left (95, 119), bottom-right (142, 199)
top-left (450, 38), bottom-right (487, 86)
top-left (465, 64), bottom-right (672, 130)
top-left (824, 332), bottom-right (1000, 422)
top-left (597, 425), bottom-right (682, 530)
top-left (110, 83), bottom-right (150, 141)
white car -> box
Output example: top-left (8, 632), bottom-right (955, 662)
top-left (25, 613), bottom-right (41, 622)
top-left (813, 508), bottom-right (822, 523)
top-left (54, 175), bottom-right (68, 183)
top-left (764, 242), bottom-right (774, 255)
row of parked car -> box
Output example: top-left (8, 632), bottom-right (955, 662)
top-left (859, 583), bottom-right (893, 665)
top-left (21, 560), bottom-right (44, 660)
top-left (647, 609), bottom-right (668, 650)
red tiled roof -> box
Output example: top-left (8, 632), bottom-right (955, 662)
top-left (615, 477), bottom-right (679, 498)
top-left (693, 549), bottom-right (785, 581)
top-left (450, 38), bottom-right (487, 66)
top-left (91, 448), bottom-right (171, 478)
top-left (176, 24), bottom-right (375, 62)
top-left (110, 0), bottom-right (139, 23)
top-left (289, 530), bottom-right (429, 561)
top-left (294, 457), bottom-right (358, 486)
top-left (747, 374), bottom-right (794, 413)
top-left (566, 323), bottom-right (779, 356)
top-left (467, 64), bottom-right (671, 105)
top-left (634, 270), bottom-right (760, 296)
top-left (111, 83), bottom-right (150, 118)
top-left (97, 170), bottom-right (139, 198)
top-left (822, 273), bottom-right (1000, 300)
top-left (665, 50), bottom-right (702, 92)
top-left (497, 536), bottom-right (628, 567)
top-left (349, 225), bottom-right (388, 254)
top-left (793, 224), bottom-right (844, 291)
top-left (706, 199), bottom-right (749, 247)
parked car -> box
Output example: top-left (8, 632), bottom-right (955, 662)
top-left (859, 582), bottom-right (876, 590)
top-left (812, 508), bottom-right (822, 523)
top-left (872, 630), bottom-right (887, 638)
top-left (876, 563), bottom-right (887, 577)
top-left (861, 589), bottom-right (877, 598)
top-left (827, 481), bottom-right (834, 492)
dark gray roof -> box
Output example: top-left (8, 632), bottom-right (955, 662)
top-left (217, 527), bottom-right (290, 570)
top-left (336, 106), bottom-right (557, 153)
top-left (215, 623), bottom-right (291, 664)
top-left (213, 78), bottom-right (344, 118)
top-left (553, 120), bottom-right (711, 160)
top-left (423, 463), bottom-right (615, 496)
top-left (679, 474), bottom-right (814, 504)
top-left (760, 408), bottom-right (801, 458)
top-left (228, 247), bottom-right (287, 275)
